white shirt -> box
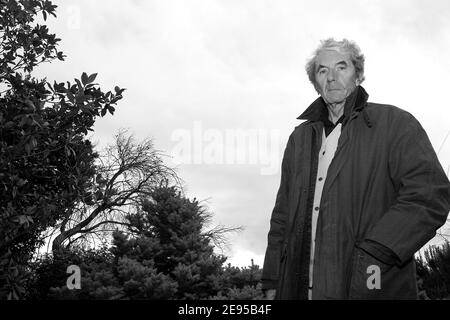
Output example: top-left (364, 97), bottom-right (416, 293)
top-left (308, 123), bottom-right (342, 300)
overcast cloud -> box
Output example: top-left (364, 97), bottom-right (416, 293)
top-left (35, 0), bottom-right (450, 266)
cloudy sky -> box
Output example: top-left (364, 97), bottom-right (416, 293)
top-left (35, 0), bottom-right (450, 266)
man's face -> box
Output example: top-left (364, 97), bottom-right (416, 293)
top-left (314, 49), bottom-right (358, 105)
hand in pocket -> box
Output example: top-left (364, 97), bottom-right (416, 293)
top-left (348, 247), bottom-right (393, 299)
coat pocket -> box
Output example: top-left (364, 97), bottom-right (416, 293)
top-left (348, 247), bottom-right (393, 299)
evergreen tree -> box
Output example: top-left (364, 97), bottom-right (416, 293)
top-left (416, 241), bottom-right (450, 299)
top-left (29, 185), bottom-right (264, 300)
top-left (119, 186), bottom-right (227, 299)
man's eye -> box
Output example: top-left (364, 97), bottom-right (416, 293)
top-left (318, 69), bottom-right (327, 74)
top-left (337, 66), bottom-right (346, 71)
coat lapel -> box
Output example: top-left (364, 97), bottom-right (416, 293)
top-left (320, 87), bottom-right (369, 195)
top-left (321, 124), bottom-right (351, 196)
top-left (288, 121), bottom-right (323, 233)
top-left (296, 86), bottom-right (369, 201)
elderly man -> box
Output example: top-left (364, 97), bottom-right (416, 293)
top-left (261, 38), bottom-right (450, 300)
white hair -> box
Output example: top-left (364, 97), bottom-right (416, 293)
top-left (306, 38), bottom-right (365, 92)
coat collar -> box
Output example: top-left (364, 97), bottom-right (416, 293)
top-left (297, 86), bottom-right (370, 126)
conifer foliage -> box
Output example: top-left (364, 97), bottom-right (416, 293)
top-left (29, 186), bottom-right (264, 300)
top-left (416, 241), bottom-right (450, 299)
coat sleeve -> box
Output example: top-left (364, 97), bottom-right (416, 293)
top-left (261, 133), bottom-right (294, 289)
top-left (364, 113), bottom-right (450, 265)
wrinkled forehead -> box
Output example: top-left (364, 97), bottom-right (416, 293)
top-left (315, 48), bottom-right (352, 67)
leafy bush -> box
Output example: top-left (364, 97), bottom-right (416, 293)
top-left (0, 0), bottom-right (124, 299)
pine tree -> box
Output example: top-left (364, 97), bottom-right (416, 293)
top-left (29, 185), bottom-right (265, 300)
top-left (416, 241), bottom-right (450, 299)
top-left (114, 186), bottom-right (228, 299)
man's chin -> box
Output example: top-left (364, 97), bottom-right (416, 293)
top-left (323, 96), bottom-right (346, 105)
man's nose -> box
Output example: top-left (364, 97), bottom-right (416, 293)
top-left (327, 69), bottom-right (336, 82)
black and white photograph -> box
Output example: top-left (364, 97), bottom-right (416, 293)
top-left (1, 0), bottom-right (450, 315)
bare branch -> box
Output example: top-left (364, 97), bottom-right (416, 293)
top-left (51, 129), bottom-right (179, 253)
top-left (79, 220), bottom-right (132, 234)
top-left (203, 225), bottom-right (244, 251)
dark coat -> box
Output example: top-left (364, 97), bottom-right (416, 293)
top-left (261, 86), bottom-right (450, 299)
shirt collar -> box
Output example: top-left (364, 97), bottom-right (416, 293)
top-left (297, 85), bottom-right (369, 123)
